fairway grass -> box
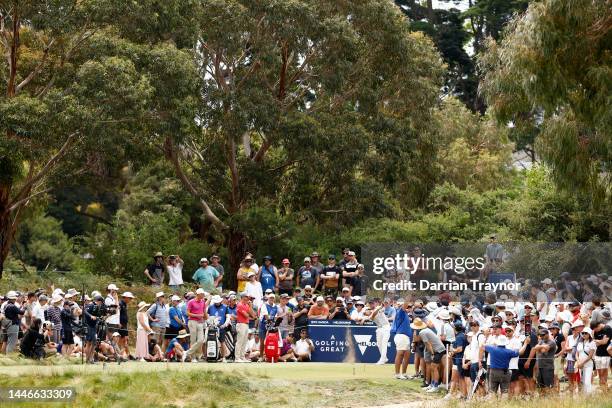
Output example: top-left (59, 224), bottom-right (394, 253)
top-left (0, 360), bottom-right (610, 407)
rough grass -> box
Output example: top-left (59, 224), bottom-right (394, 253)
top-left (0, 361), bottom-right (610, 408)
top-left (0, 362), bottom-right (429, 408)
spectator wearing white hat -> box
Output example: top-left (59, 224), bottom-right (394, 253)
top-left (47, 295), bottom-right (63, 345)
top-left (575, 327), bottom-right (596, 393)
top-left (308, 296), bottom-right (329, 319)
top-left (167, 295), bottom-right (186, 341)
top-left (245, 271), bottom-right (264, 310)
top-left (136, 301), bottom-right (153, 362)
top-left (148, 292), bottom-right (170, 351)
top-left (192, 257), bottom-right (220, 293)
top-left (105, 284), bottom-right (120, 340)
top-left (351, 300), bottom-right (367, 323)
top-left (3, 291), bottom-right (25, 353)
top-left (183, 288), bottom-right (208, 362)
top-left (167, 255), bottom-right (185, 292)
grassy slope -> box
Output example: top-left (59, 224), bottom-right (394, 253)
top-left (0, 359), bottom-right (611, 408)
top-left (0, 361), bottom-right (429, 408)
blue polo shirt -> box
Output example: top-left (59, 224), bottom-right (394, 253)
top-left (208, 303), bottom-right (228, 325)
top-left (391, 307), bottom-right (412, 337)
top-left (485, 345), bottom-right (519, 369)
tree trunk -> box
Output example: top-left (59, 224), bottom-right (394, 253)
top-left (225, 229), bottom-right (249, 291)
top-left (0, 184), bottom-right (13, 279)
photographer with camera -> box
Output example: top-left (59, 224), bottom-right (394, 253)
top-left (20, 319), bottom-right (57, 360)
top-left (329, 297), bottom-right (350, 320)
top-left (292, 296), bottom-right (310, 339)
top-left (83, 295), bottom-right (105, 364)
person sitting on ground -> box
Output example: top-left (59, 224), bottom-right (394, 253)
top-left (279, 333), bottom-right (298, 362)
top-left (147, 334), bottom-right (165, 362)
top-left (97, 332), bottom-right (127, 362)
top-left (20, 318), bottom-right (56, 360)
top-left (293, 328), bottom-right (314, 362)
top-left (166, 329), bottom-right (190, 362)
top-left (246, 330), bottom-right (260, 362)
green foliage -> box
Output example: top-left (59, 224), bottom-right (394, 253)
top-left (480, 0), bottom-right (611, 207)
top-left (13, 214), bottom-right (77, 271)
top-left (433, 97), bottom-right (514, 191)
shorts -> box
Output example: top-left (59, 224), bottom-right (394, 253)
top-left (432, 350), bottom-right (446, 364)
top-left (218, 327), bottom-right (227, 342)
top-left (594, 356), bottom-right (610, 370)
top-left (394, 334), bottom-right (410, 351)
top-left (519, 359), bottom-right (535, 378)
top-left (424, 349), bottom-right (432, 363)
top-left (85, 326), bottom-right (97, 343)
top-left (470, 363), bottom-right (481, 382)
top-left (62, 330), bottom-right (75, 345)
top-left (166, 326), bottom-right (179, 339)
top-left (537, 368), bottom-right (554, 388)
top-left (455, 360), bottom-right (468, 377)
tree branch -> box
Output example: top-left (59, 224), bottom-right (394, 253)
top-left (164, 137), bottom-right (228, 230)
top-left (11, 132), bottom-right (80, 206)
top-left (15, 38), bottom-right (55, 94)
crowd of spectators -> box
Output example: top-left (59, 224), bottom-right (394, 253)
top-left (1, 247), bottom-right (611, 401)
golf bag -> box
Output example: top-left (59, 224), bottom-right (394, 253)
top-left (205, 318), bottom-right (221, 362)
top-left (264, 320), bottom-right (281, 362)
top-left (224, 323), bottom-right (236, 361)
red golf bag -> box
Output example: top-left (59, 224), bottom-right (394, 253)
top-left (264, 328), bottom-right (281, 362)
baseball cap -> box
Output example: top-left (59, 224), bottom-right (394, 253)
top-left (121, 291), bottom-right (135, 298)
top-left (107, 283), bottom-right (119, 291)
top-left (303, 257), bottom-right (311, 263)
top-left (199, 257), bottom-right (208, 263)
top-left (304, 285), bottom-right (312, 290)
top-left (155, 291), bottom-right (165, 298)
top-left (112, 332), bottom-right (120, 337)
top-left (316, 296), bottom-right (324, 302)
top-left (196, 288), bottom-right (206, 295)
top-left (328, 254), bottom-right (336, 260)
top-left (171, 295), bottom-right (181, 301)
top-left (347, 251), bottom-right (356, 256)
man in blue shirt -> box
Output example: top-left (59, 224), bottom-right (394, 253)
top-left (485, 336), bottom-right (519, 396)
top-left (168, 295), bottom-right (186, 339)
top-left (208, 295), bottom-right (231, 361)
top-left (391, 300), bottom-right (413, 379)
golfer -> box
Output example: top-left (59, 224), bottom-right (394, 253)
top-left (391, 300), bottom-right (413, 379)
top-left (368, 298), bottom-right (391, 365)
